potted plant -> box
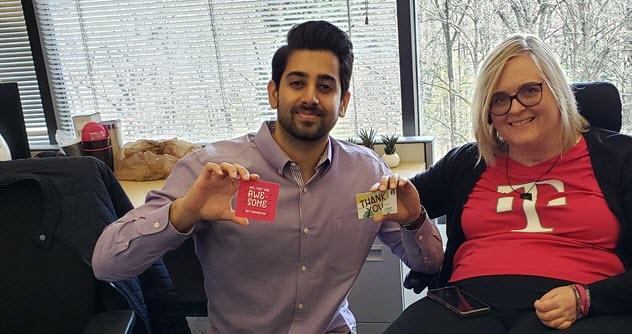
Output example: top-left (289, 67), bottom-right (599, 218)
top-left (357, 128), bottom-right (377, 150)
top-left (380, 134), bottom-right (400, 168)
top-left (0, 133), bottom-right (11, 161)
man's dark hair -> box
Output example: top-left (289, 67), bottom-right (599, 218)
top-left (271, 21), bottom-right (354, 96)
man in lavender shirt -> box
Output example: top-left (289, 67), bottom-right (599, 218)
top-left (92, 21), bottom-right (443, 334)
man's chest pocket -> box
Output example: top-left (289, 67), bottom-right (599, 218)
top-left (326, 216), bottom-right (380, 272)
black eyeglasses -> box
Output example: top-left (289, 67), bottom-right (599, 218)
top-left (489, 82), bottom-right (544, 116)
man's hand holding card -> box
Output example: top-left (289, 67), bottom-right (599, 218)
top-left (355, 189), bottom-right (397, 219)
top-left (170, 162), bottom-right (260, 232)
top-left (365, 173), bottom-right (422, 224)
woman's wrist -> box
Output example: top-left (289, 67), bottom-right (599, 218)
top-left (570, 284), bottom-right (590, 319)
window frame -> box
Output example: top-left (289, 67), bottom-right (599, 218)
top-left (20, 0), bottom-right (57, 146)
top-left (396, 0), bottom-right (420, 136)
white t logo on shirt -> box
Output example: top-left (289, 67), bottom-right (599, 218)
top-left (496, 180), bottom-right (566, 232)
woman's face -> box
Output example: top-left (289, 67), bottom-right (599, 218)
top-left (489, 54), bottom-right (562, 156)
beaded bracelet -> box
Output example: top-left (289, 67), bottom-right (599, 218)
top-left (569, 284), bottom-right (584, 319)
top-left (571, 284), bottom-right (591, 318)
top-left (584, 286), bottom-right (591, 316)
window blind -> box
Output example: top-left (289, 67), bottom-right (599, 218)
top-left (0, 0), bottom-right (48, 146)
top-left (33, 0), bottom-right (403, 144)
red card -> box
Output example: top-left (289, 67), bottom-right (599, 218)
top-left (235, 180), bottom-right (280, 222)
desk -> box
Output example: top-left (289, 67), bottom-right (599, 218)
top-left (119, 180), bottom-right (165, 208)
top-left (119, 162), bottom-right (425, 208)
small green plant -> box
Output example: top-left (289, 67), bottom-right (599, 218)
top-left (381, 134), bottom-right (399, 155)
top-left (357, 128), bottom-right (377, 150)
top-left (346, 137), bottom-right (356, 144)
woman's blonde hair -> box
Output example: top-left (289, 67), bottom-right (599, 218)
top-left (472, 33), bottom-right (588, 165)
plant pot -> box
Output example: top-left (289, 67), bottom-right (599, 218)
top-left (382, 152), bottom-right (400, 168)
top-left (0, 133), bottom-right (11, 161)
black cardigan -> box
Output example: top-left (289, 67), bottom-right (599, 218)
top-left (409, 127), bottom-right (632, 315)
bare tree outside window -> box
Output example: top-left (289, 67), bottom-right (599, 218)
top-left (416, 0), bottom-right (632, 159)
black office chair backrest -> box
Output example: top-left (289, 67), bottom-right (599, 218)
top-left (0, 181), bottom-right (101, 333)
top-left (572, 81), bottom-right (622, 132)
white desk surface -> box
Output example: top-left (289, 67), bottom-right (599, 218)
top-left (119, 180), bottom-right (166, 208)
top-left (119, 162), bottom-right (425, 208)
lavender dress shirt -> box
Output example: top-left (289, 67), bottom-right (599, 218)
top-left (93, 121), bottom-right (443, 334)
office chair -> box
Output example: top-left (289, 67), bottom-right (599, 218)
top-left (0, 180), bottom-right (134, 334)
top-left (0, 157), bottom-right (190, 334)
top-left (572, 81), bottom-right (622, 132)
top-left (404, 81), bottom-right (624, 293)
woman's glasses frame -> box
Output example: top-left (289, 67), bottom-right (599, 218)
top-left (489, 82), bottom-right (545, 116)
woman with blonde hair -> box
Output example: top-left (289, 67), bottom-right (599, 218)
top-left (385, 34), bottom-right (632, 333)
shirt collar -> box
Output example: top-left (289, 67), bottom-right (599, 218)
top-left (252, 121), bottom-right (332, 174)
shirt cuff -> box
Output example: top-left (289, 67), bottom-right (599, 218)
top-left (109, 203), bottom-right (192, 257)
top-left (168, 218), bottom-right (196, 236)
top-left (400, 215), bottom-right (443, 273)
top-left (140, 203), bottom-right (196, 239)
top-left (400, 214), bottom-right (432, 237)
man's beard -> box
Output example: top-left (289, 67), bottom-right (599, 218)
top-left (277, 104), bottom-right (334, 141)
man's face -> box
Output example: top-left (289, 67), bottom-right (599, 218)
top-left (268, 50), bottom-right (350, 142)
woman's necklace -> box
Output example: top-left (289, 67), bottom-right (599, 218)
top-left (505, 148), bottom-right (560, 201)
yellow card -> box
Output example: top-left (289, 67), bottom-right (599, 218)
top-left (355, 189), bottom-right (397, 219)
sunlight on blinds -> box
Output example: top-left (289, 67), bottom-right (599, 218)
top-left (0, 0), bottom-right (48, 146)
top-left (34, 0), bottom-right (403, 143)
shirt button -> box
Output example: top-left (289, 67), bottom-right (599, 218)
top-left (297, 304), bottom-right (303, 310)
top-left (300, 265), bottom-right (307, 272)
top-left (153, 222), bottom-right (160, 228)
top-left (303, 227), bottom-right (309, 234)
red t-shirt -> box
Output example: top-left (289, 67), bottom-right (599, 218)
top-left (451, 138), bottom-right (624, 284)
